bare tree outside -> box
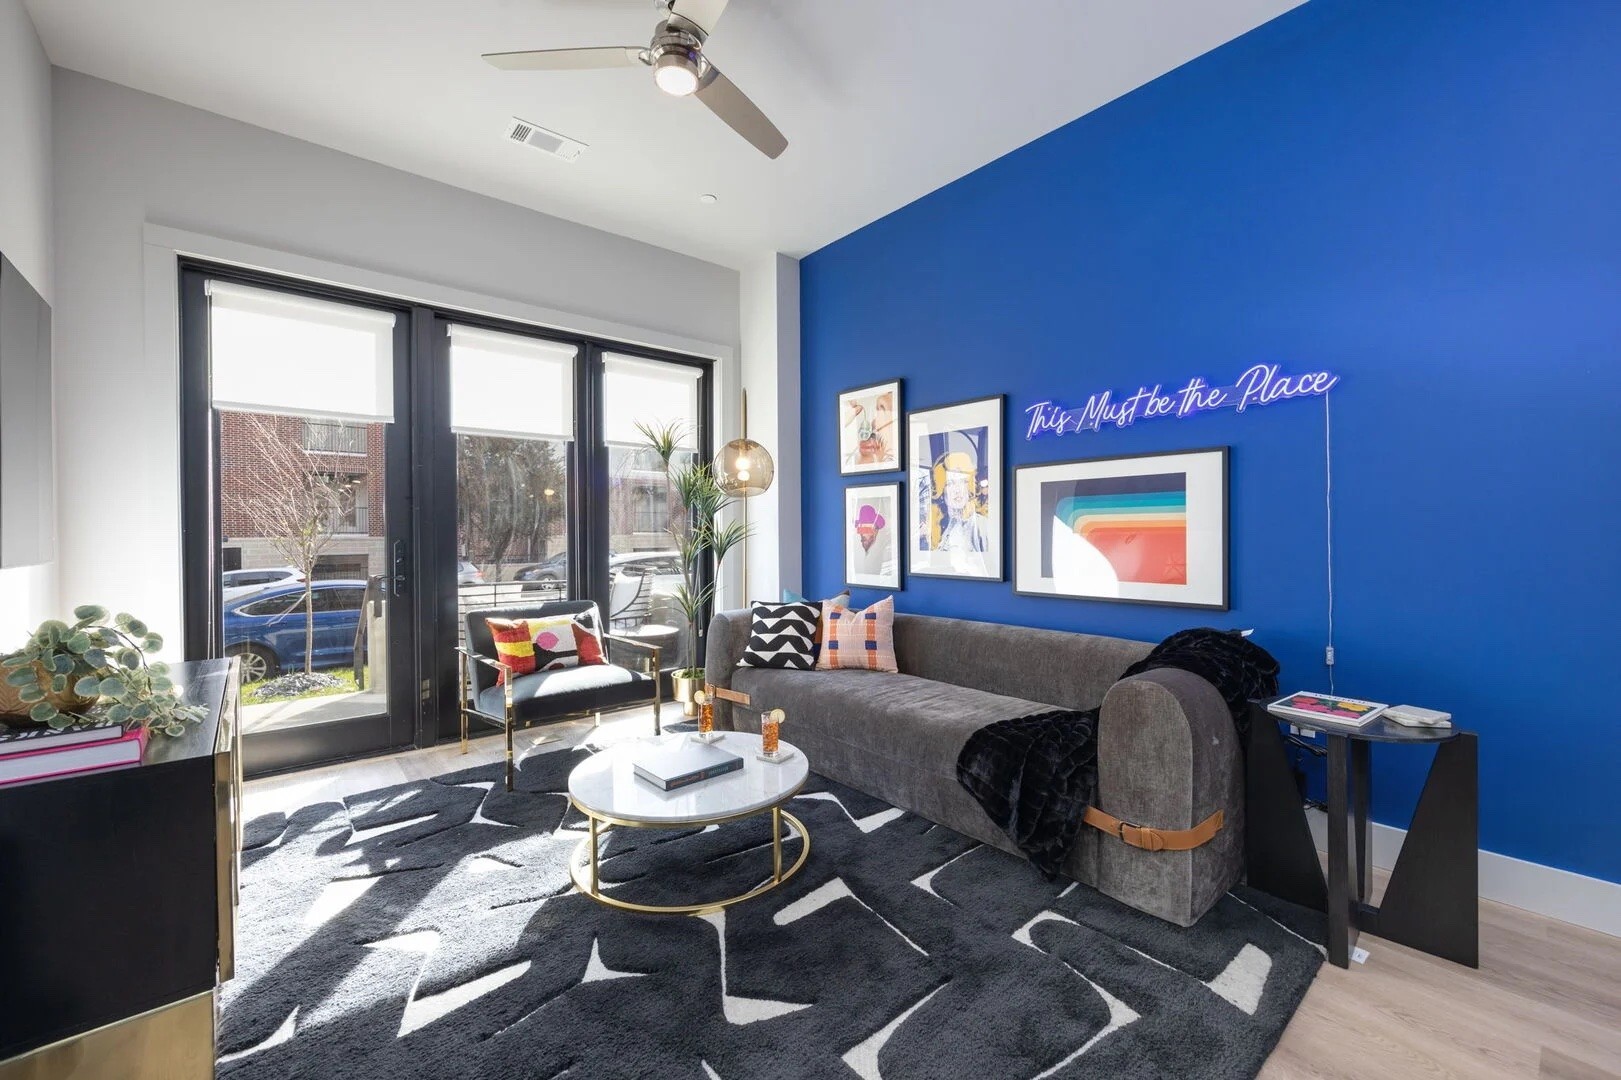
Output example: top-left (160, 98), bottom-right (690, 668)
top-left (222, 414), bottom-right (346, 675)
top-left (457, 436), bottom-right (567, 578)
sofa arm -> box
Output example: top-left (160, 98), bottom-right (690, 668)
top-left (702, 609), bottom-right (752, 730)
top-left (1094, 667), bottom-right (1245, 926)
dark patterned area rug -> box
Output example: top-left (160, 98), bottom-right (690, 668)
top-left (221, 743), bottom-right (1323, 1079)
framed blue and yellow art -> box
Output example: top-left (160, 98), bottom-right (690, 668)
top-left (1013, 447), bottom-right (1228, 609)
top-left (906, 395), bottom-right (1004, 582)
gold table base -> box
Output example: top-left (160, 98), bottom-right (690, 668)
top-left (568, 801), bottom-right (810, 916)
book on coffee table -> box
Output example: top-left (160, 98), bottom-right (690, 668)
top-left (633, 740), bottom-right (744, 791)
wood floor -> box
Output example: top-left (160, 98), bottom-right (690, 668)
top-left (244, 707), bottom-right (1621, 1080)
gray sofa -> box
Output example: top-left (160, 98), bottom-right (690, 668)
top-left (704, 609), bottom-right (1244, 926)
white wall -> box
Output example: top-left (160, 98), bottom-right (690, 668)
top-left (737, 253), bottom-right (802, 604)
top-left (51, 69), bottom-right (740, 652)
top-left (0, 0), bottom-right (56, 643)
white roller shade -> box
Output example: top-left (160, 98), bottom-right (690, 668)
top-left (448, 325), bottom-right (576, 441)
top-left (208, 280), bottom-right (397, 423)
top-left (603, 353), bottom-right (704, 448)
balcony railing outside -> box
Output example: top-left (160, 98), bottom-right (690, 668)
top-left (304, 420), bottom-right (368, 455)
top-left (327, 505), bottom-right (370, 535)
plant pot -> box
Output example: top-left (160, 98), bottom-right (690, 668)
top-left (0, 661), bottom-right (95, 721)
top-left (672, 673), bottom-right (702, 719)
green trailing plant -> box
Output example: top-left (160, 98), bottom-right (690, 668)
top-left (636, 420), bottom-right (752, 678)
top-left (1, 607), bottom-right (207, 737)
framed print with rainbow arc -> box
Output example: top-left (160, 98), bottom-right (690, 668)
top-left (1013, 447), bottom-right (1228, 609)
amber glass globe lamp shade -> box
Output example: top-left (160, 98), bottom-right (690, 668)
top-left (715, 438), bottom-right (774, 498)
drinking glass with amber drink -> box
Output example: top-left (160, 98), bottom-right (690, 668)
top-left (697, 688), bottom-right (714, 736)
top-left (761, 709), bottom-right (784, 756)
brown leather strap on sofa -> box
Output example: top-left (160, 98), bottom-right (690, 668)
top-left (1083, 806), bottom-right (1224, 852)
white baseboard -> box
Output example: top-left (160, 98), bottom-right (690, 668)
top-left (1304, 809), bottom-right (1621, 939)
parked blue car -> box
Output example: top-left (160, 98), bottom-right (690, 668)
top-left (224, 579), bottom-right (368, 682)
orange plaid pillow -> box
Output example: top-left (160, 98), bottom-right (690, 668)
top-left (485, 618), bottom-right (537, 683)
top-left (816, 596), bottom-right (898, 673)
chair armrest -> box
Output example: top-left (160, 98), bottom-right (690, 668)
top-left (1095, 668), bottom-right (1245, 925)
top-left (702, 610), bottom-right (752, 730)
top-left (1098, 668), bottom-right (1240, 829)
top-left (602, 634), bottom-right (662, 672)
top-left (455, 645), bottom-right (513, 681)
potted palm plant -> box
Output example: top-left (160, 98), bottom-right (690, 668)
top-left (637, 421), bottom-right (750, 716)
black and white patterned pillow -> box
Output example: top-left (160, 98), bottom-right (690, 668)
top-left (738, 602), bottom-right (820, 670)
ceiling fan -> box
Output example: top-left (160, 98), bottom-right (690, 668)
top-left (483, 0), bottom-right (787, 159)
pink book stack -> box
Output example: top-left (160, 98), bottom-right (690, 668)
top-left (0, 720), bottom-right (147, 787)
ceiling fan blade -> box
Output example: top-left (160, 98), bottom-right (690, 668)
top-left (483, 47), bottom-right (646, 71)
top-left (695, 64), bottom-right (787, 159)
top-left (670, 0), bottom-right (731, 36)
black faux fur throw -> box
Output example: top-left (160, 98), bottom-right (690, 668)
top-left (955, 628), bottom-right (1280, 879)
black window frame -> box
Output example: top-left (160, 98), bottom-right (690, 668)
top-left (179, 257), bottom-right (715, 766)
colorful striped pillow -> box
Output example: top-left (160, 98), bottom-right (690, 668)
top-left (527, 614), bottom-right (582, 671)
top-left (485, 618), bottom-right (537, 683)
top-left (816, 596), bottom-right (898, 673)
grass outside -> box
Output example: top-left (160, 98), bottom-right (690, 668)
top-left (243, 669), bottom-right (360, 705)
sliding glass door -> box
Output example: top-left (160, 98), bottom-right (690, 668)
top-left (182, 272), bottom-right (417, 774)
top-left (182, 262), bottom-right (715, 770)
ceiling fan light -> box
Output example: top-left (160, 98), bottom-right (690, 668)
top-left (653, 51), bottom-right (701, 96)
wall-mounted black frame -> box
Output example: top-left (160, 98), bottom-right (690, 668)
top-left (843, 481), bottom-right (904, 592)
top-left (1010, 445), bottom-right (1230, 611)
top-left (179, 258), bottom-right (715, 775)
top-left (904, 393), bottom-right (1006, 583)
top-left (836, 378), bottom-right (903, 476)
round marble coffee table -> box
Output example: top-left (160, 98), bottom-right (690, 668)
top-left (566, 730), bottom-right (810, 915)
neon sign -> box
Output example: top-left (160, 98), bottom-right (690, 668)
top-left (1023, 363), bottom-right (1338, 440)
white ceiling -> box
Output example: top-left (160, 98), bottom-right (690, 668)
top-left (26, 0), bottom-right (1305, 269)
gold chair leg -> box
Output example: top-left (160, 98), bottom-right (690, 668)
top-left (505, 720), bottom-right (515, 792)
top-left (458, 654), bottom-right (469, 754)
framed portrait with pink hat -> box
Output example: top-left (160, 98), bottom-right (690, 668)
top-left (844, 482), bottom-right (903, 590)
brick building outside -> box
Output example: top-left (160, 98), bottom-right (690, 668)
top-left (219, 412), bottom-right (387, 580)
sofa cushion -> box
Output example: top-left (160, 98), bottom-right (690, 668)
top-left (738, 602), bottom-right (820, 669)
top-left (730, 667), bottom-right (1048, 780)
top-left (476, 664), bottom-right (652, 719)
top-left (486, 618), bottom-right (539, 682)
top-left (817, 596), bottom-right (897, 672)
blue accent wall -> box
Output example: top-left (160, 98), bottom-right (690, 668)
top-left (800, 0), bottom-right (1621, 883)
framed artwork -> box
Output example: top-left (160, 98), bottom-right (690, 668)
top-left (906, 395), bottom-right (1004, 581)
top-left (844, 482), bottom-right (903, 590)
top-left (1013, 446), bottom-right (1228, 610)
top-left (838, 379), bottom-right (902, 474)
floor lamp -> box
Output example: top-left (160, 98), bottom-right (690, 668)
top-left (714, 390), bottom-right (773, 606)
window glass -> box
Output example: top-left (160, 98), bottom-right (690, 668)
top-left (314, 587), bottom-right (365, 612)
top-left (238, 593), bottom-right (303, 618)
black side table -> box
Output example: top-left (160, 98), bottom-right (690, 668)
top-left (1244, 701), bottom-right (1479, 969)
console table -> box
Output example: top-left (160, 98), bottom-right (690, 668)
top-left (0, 659), bottom-right (241, 1078)
top-left (1244, 701), bottom-right (1478, 969)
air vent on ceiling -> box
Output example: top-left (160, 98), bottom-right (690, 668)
top-left (504, 117), bottom-right (587, 163)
